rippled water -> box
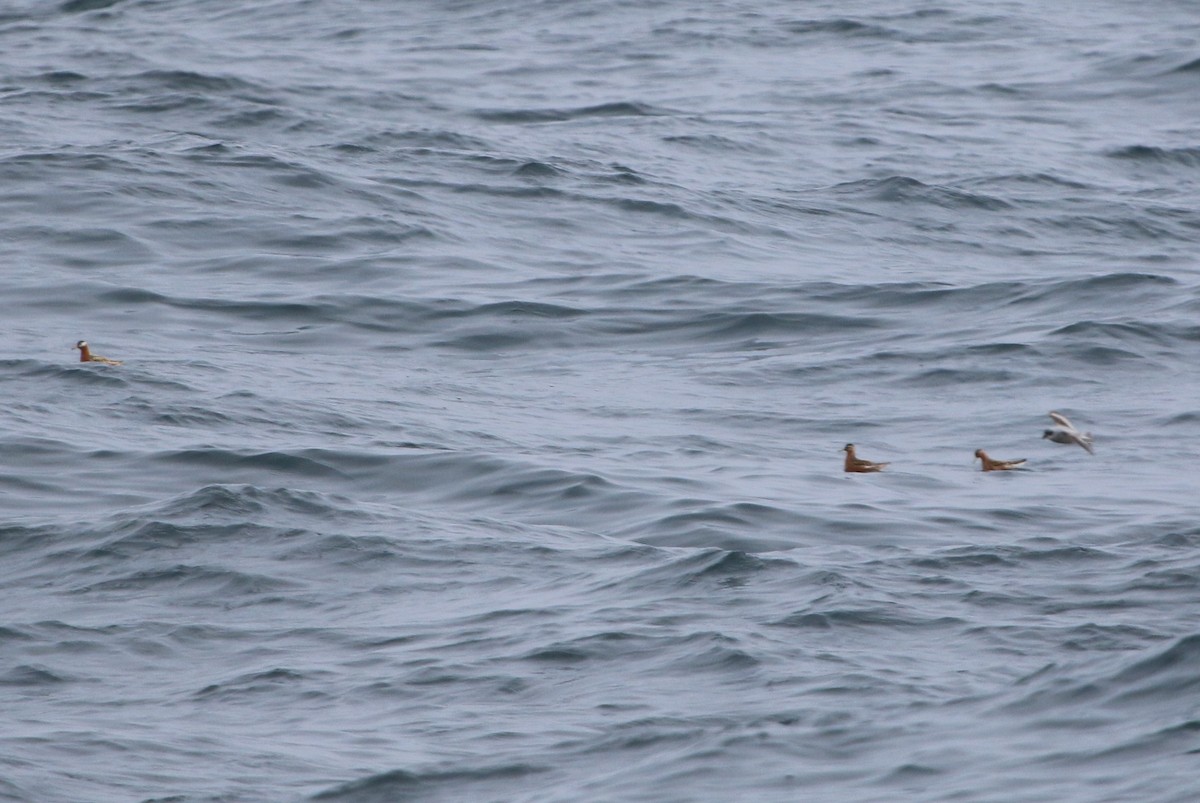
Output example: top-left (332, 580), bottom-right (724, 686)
top-left (3, 1), bottom-right (1200, 801)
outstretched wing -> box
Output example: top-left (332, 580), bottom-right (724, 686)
top-left (1049, 411), bottom-right (1075, 431)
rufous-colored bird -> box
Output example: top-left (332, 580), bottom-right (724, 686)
top-left (74, 340), bottom-right (123, 366)
top-left (974, 449), bottom-right (1026, 471)
top-left (843, 443), bottom-right (888, 473)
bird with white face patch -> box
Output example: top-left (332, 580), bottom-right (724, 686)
top-left (1042, 411), bottom-right (1093, 454)
top-left (74, 340), bottom-right (123, 366)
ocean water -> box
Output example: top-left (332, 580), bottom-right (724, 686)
top-left (2, 0), bottom-right (1200, 800)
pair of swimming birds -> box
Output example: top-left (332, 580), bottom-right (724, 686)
top-left (844, 412), bottom-right (1095, 473)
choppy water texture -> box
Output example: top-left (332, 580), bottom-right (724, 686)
top-left (3, 1), bottom-right (1200, 801)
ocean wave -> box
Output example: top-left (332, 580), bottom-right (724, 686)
top-left (831, 176), bottom-right (1014, 211)
top-left (81, 283), bottom-right (894, 351)
top-left (473, 101), bottom-right (666, 124)
top-left (1108, 145), bottom-right (1200, 168)
top-left (1165, 55), bottom-right (1200, 74)
top-left (71, 563), bottom-right (298, 598)
top-left (625, 503), bottom-right (820, 551)
top-left (1051, 319), bottom-right (1182, 346)
top-left (783, 18), bottom-right (893, 38)
top-left (60, 0), bottom-right (121, 13)
top-left (0, 664), bottom-right (69, 685)
top-left (775, 607), bottom-right (963, 630)
top-left (1008, 634), bottom-right (1200, 715)
top-left (124, 68), bottom-right (267, 96)
top-left (194, 667), bottom-right (318, 701)
top-left (312, 763), bottom-right (547, 802)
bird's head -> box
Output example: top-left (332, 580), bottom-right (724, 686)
top-left (74, 340), bottom-right (87, 350)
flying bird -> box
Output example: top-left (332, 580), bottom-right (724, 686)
top-left (974, 449), bottom-right (1026, 471)
top-left (1042, 411), bottom-right (1093, 454)
top-left (74, 340), bottom-right (123, 366)
top-left (843, 443), bottom-right (888, 473)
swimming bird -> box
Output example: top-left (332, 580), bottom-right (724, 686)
top-left (843, 443), bottom-right (888, 473)
top-left (974, 449), bottom-right (1026, 471)
top-left (74, 340), bottom-right (122, 366)
top-left (1042, 411), bottom-right (1093, 454)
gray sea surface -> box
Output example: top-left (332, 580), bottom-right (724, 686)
top-left (3, 1), bottom-right (1200, 801)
